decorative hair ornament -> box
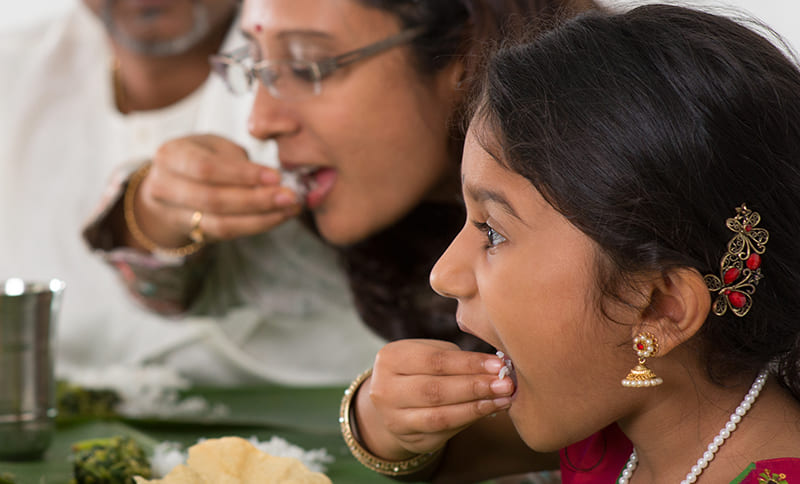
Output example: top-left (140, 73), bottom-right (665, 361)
top-left (621, 332), bottom-right (663, 388)
top-left (703, 204), bottom-right (769, 317)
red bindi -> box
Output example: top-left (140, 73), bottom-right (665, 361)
top-left (254, 24), bottom-right (263, 32)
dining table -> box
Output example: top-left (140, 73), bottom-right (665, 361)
top-left (0, 383), bottom-right (407, 484)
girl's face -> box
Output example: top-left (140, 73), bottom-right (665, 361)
top-left (242, 0), bottom-right (461, 245)
top-left (430, 126), bottom-right (637, 451)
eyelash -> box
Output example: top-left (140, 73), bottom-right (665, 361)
top-left (472, 221), bottom-right (507, 249)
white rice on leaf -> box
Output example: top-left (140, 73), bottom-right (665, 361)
top-left (58, 364), bottom-right (230, 419)
top-left (150, 436), bottom-right (334, 477)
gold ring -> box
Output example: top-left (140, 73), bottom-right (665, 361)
top-left (188, 211), bottom-right (204, 243)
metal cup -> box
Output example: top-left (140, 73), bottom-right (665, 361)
top-left (0, 278), bottom-right (65, 460)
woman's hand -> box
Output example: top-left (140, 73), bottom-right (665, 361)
top-left (355, 339), bottom-right (514, 461)
top-left (127, 134), bottom-right (301, 250)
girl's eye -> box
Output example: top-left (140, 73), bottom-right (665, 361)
top-left (472, 221), bottom-right (507, 249)
top-left (486, 226), bottom-right (507, 247)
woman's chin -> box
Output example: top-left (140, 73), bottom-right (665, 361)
top-left (314, 216), bottom-right (373, 247)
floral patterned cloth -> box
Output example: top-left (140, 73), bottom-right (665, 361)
top-left (734, 459), bottom-right (800, 483)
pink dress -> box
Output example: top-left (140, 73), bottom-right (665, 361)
top-left (560, 424), bottom-right (800, 483)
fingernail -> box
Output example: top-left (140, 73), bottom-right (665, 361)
top-left (490, 378), bottom-right (513, 395)
top-left (484, 358), bottom-right (503, 373)
top-left (477, 399), bottom-right (496, 413)
top-left (274, 190), bottom-right (297, 207)
top-left (261, 170), bottom-right (280, 184)
top-left (492, 397), bottom-right (512, 409)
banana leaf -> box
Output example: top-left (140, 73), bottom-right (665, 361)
top-left (0, 383), bottom-right (400, 484)
top-left (0, 420), bottom-right (403, 484)
top-left (0, 384), bottom-right (514, 484)
top-left (126, 384), bottom-right (347, 433)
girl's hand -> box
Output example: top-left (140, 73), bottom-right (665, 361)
top-left (128, 134), bottom-right (301, 249)
top-left (354, 339), bottom-right (514, 460)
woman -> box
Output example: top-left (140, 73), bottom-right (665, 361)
top-left (87, 0), bottom-right (594, 383)
top-left (346, 4), bottom-right (800, 482)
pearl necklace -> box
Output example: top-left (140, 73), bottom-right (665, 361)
top-left (617, 370), bottom-right (768, 484)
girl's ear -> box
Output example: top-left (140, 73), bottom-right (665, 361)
top-left (634, 268), bottom-right (712, 356)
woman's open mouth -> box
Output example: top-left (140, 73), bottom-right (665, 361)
top-left (280, 166), bottom-right (337, 209)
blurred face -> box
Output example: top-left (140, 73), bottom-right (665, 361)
top-left (83, 0), bottom-right (239, 56)
top-left (242, 0), bottom-right (461, 245)
top-left (430, 126), bottom-right (637, 451)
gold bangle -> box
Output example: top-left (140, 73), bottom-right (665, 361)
top-left (339, 368), bottom-right (444, 476)
top-left (123, 163), bottom-right (205, 258)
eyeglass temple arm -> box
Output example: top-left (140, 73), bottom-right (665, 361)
top-left (209, 45), bottom-right (250, 65)
top-left (316, 26), bottom-right (427, 77)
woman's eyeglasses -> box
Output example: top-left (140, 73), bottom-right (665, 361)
top-left (210, 26), bottom-right (426, 100)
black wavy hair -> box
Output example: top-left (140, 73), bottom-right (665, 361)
top-left (474, 5), bottom-right (800, 395)
top-left (338, 0), bottom-right (597, 350)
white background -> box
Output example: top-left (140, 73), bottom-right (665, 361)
top-left (0, 0), bottom-right (798, 53)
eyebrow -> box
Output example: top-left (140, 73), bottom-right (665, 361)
top-left (463, 180), bottom-right (524, 223)
top-left (239, 28), bottom-right (333, 41)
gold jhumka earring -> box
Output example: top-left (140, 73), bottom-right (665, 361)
top-left (622, 332), bottom-right (663, 388)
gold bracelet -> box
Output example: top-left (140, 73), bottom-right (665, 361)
top-left (123, 163), bottom-right (205, 258)
top-left (339, 368), bottom-right (444, 476)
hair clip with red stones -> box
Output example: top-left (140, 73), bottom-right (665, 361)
top-left (703, 203), bottom-right (769, 317)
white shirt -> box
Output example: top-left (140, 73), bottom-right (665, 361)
top-left (0, 4), bottom-right (385, 386)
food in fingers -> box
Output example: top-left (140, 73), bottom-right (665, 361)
top-left (250, 146), bottom-right (312, 204)
top-left (278, 167), bottom-right (315, 202)
top-left (495, 351), bottom-right (516, 386)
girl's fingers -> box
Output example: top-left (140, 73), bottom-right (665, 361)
top-left (371, 374), bottom-right (514, 410)
top-left (385, 399), bottom-right (513, 437)
top-left (376, 340), bottom-right (503, 377)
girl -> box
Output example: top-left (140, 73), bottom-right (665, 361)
top-left (348, 5), bottom-right (800, 482)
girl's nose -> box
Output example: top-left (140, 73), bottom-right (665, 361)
top-left (430, 227), bottom-right (477, 300)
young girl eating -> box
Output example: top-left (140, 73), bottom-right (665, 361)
top-left (344, 5), bottom-right (800, 482)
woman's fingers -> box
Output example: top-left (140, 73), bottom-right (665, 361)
top-left (154, 135), bottom-right (279, 186)
top-left (138, 135), bottom-right (305, 242)
top-left (127, 135), bottom-right (303, 248)
top-left (195, 207), bottom-right (302, 241)
top-left (146, 172), bottom-right (300, 216)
